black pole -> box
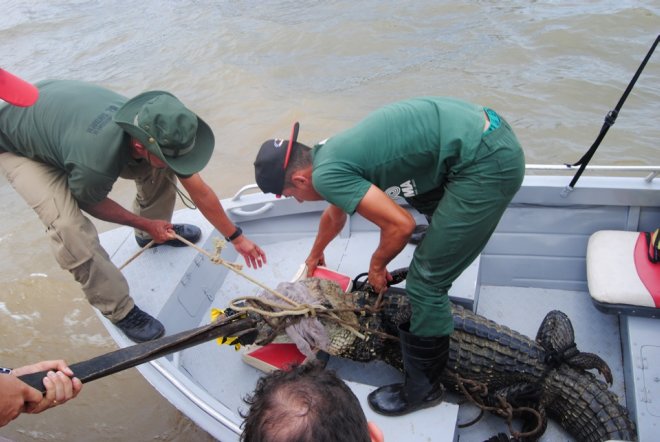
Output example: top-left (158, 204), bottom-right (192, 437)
top-left (564, 34), bottom-right (659, 193)
top-left (19, 315), bottom-right (257, 394)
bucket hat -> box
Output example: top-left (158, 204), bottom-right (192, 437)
top-left (114, 91), bottom-right (214, 175)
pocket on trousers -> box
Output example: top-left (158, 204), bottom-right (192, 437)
top-left (37, 197), bottom-right (93, 270)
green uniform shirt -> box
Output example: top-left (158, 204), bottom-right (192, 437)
top-left (311, 97), bottom-right (485, 214)
top-left (0, 80), bottom-right (130, 205)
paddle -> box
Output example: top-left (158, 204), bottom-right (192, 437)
top-left (18, 314), bottom-right (258, 394)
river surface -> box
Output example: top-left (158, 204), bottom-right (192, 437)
top-left (1, 1), bottom-right (658, 441)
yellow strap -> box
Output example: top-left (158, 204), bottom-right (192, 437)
top-left (210, 308), bottom-right (242, 350)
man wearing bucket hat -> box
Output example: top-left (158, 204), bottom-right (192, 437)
top-left (254, 97), bottom-right (525, 417)
top-left (0, 79), bottom-right (267, 343)
top-left (0, 68), bottom-right (82, 426)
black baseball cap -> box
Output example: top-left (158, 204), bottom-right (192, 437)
top-left (254, 121), bottom-right (299, 196)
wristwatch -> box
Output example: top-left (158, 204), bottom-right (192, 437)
top-left (225, 226), bottom-right (243, 242)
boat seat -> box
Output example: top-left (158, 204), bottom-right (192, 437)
top-left (586, 230), bottom-right (660, 318)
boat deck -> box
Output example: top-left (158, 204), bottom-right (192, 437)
top-left (99, 207), bottom-right (632, 441)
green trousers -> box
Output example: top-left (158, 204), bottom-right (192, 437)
top-left (404, 118), bottom-right (525, 337)
top-left (0, 152), bottom-right (176, 322)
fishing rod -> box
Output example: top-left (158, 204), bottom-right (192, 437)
top-left (19, 314), bottom-right (257, 394)
top-left (562, 34), bottom-right (659, 196)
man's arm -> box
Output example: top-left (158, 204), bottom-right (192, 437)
top-left (355, 185), bottom-right (416, 293)
top-left (305, 204), bottom-right (347, 275)
top-left (79, 198), bottom-right (175, 243)
top-left (179, 173), bottom-right (266, 268)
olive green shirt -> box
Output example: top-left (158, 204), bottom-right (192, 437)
top-left (0, 80), bottom-right (130, 205)
top-left (311, 97), bottom-right (486, 214)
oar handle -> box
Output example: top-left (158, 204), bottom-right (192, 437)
top-left (19, 315), bottom-right (257, 394)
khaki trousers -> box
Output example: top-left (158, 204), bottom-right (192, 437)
top-left (0, 152), bottom-right (176, 322)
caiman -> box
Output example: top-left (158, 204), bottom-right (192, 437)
top-left (234, 277), bottom-right (637, 442)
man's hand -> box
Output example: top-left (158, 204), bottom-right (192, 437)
top-left (1, 360), bottom-right (82, 426)
top-left (367, 265), bottom-right (392, 294)
top-left (233, 236), bottom-right (267, 268)
top-left (179, 174), bottom-right (269, 268)
top-left (142, 219), bottom-right (175, 244)
top-left (305, 253), bottom-right (326, 277)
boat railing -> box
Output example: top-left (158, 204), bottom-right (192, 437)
top-left (150, 359), bottom-right (243, 435)
top-left (229, 166), bottom-right (660, 205)
top-left (526, 164), bottom-right (660, 183)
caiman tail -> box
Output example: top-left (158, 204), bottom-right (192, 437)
top-left (542, 365), bottom-right (637, 442)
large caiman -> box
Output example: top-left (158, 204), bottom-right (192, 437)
top-left (240, 278), bottom-right (637, 442)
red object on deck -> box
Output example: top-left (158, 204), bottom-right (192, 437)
top-left (242, 343), bottom-right (307, 373)
top-left (634, 232), bottom-right (660, 307)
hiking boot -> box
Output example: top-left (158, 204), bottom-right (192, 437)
top-left (114, 305), bottom-right (165, 342)
top-left (135, 223), bottom-right (201, 248)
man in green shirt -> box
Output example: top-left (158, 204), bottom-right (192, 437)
top-left (0, 80), bottom-right (267, 342)
top-left (253, 97), bottom-right (525, 416)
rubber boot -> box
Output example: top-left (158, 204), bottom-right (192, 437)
top-left (368, 323), bottom-right (450, 416)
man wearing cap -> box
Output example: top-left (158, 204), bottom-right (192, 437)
top-left (254, 97), bottom-right (525, 416)
top-left (0, 79), bottom-right (267, 342)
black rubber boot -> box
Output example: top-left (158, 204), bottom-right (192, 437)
top-left (135, 223), bottom-right (201, 248)
top-left (368, 323), bottom-right (449, 416)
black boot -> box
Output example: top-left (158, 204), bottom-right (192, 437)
top-left (114, 305), bottom-right (165, 342)
top-left (368, 323), bottom-right (449, 416)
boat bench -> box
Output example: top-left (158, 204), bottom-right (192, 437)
top-left (588, 230), bottom-right (660, 440)
top-left (586, 230), bottom-right (660, 318)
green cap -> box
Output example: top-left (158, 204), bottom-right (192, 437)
top-left (114, 91), bottom-right (214, 175)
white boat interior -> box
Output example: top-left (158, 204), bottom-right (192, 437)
top-left (99, 166), bottom-right (660, 441)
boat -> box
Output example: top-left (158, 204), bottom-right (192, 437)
top-left (97, 164), bottom-right (660, 441)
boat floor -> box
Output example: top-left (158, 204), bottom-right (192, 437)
top-left (100, 210), bottom-right (627, 441)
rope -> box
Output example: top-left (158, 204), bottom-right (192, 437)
top-left (176, 236), bottom-right (382, 336)
top-left (117, 231), bottom-right (295, 304)
top-left (226, 294), bottom-right (402, 343)
top-left (448, 372), bottom-right (544, 440)
top-left (118, 239), bottom-right (155, 270)
top-left (117, 232), bottom-right (388, 342)
top-left (172, 233), bottom-right (302, 308)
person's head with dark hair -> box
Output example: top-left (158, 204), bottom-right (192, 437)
top-left (241, 362), bottom-right (383, 442)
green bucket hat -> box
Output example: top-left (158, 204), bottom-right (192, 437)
top-left (114, 91), bottom-right (214, 175)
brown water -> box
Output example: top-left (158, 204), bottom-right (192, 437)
top-left (1, 1), bottom-right (659, 441)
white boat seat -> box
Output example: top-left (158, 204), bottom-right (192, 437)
top-left (587, 230), bottom-right (660, 318)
